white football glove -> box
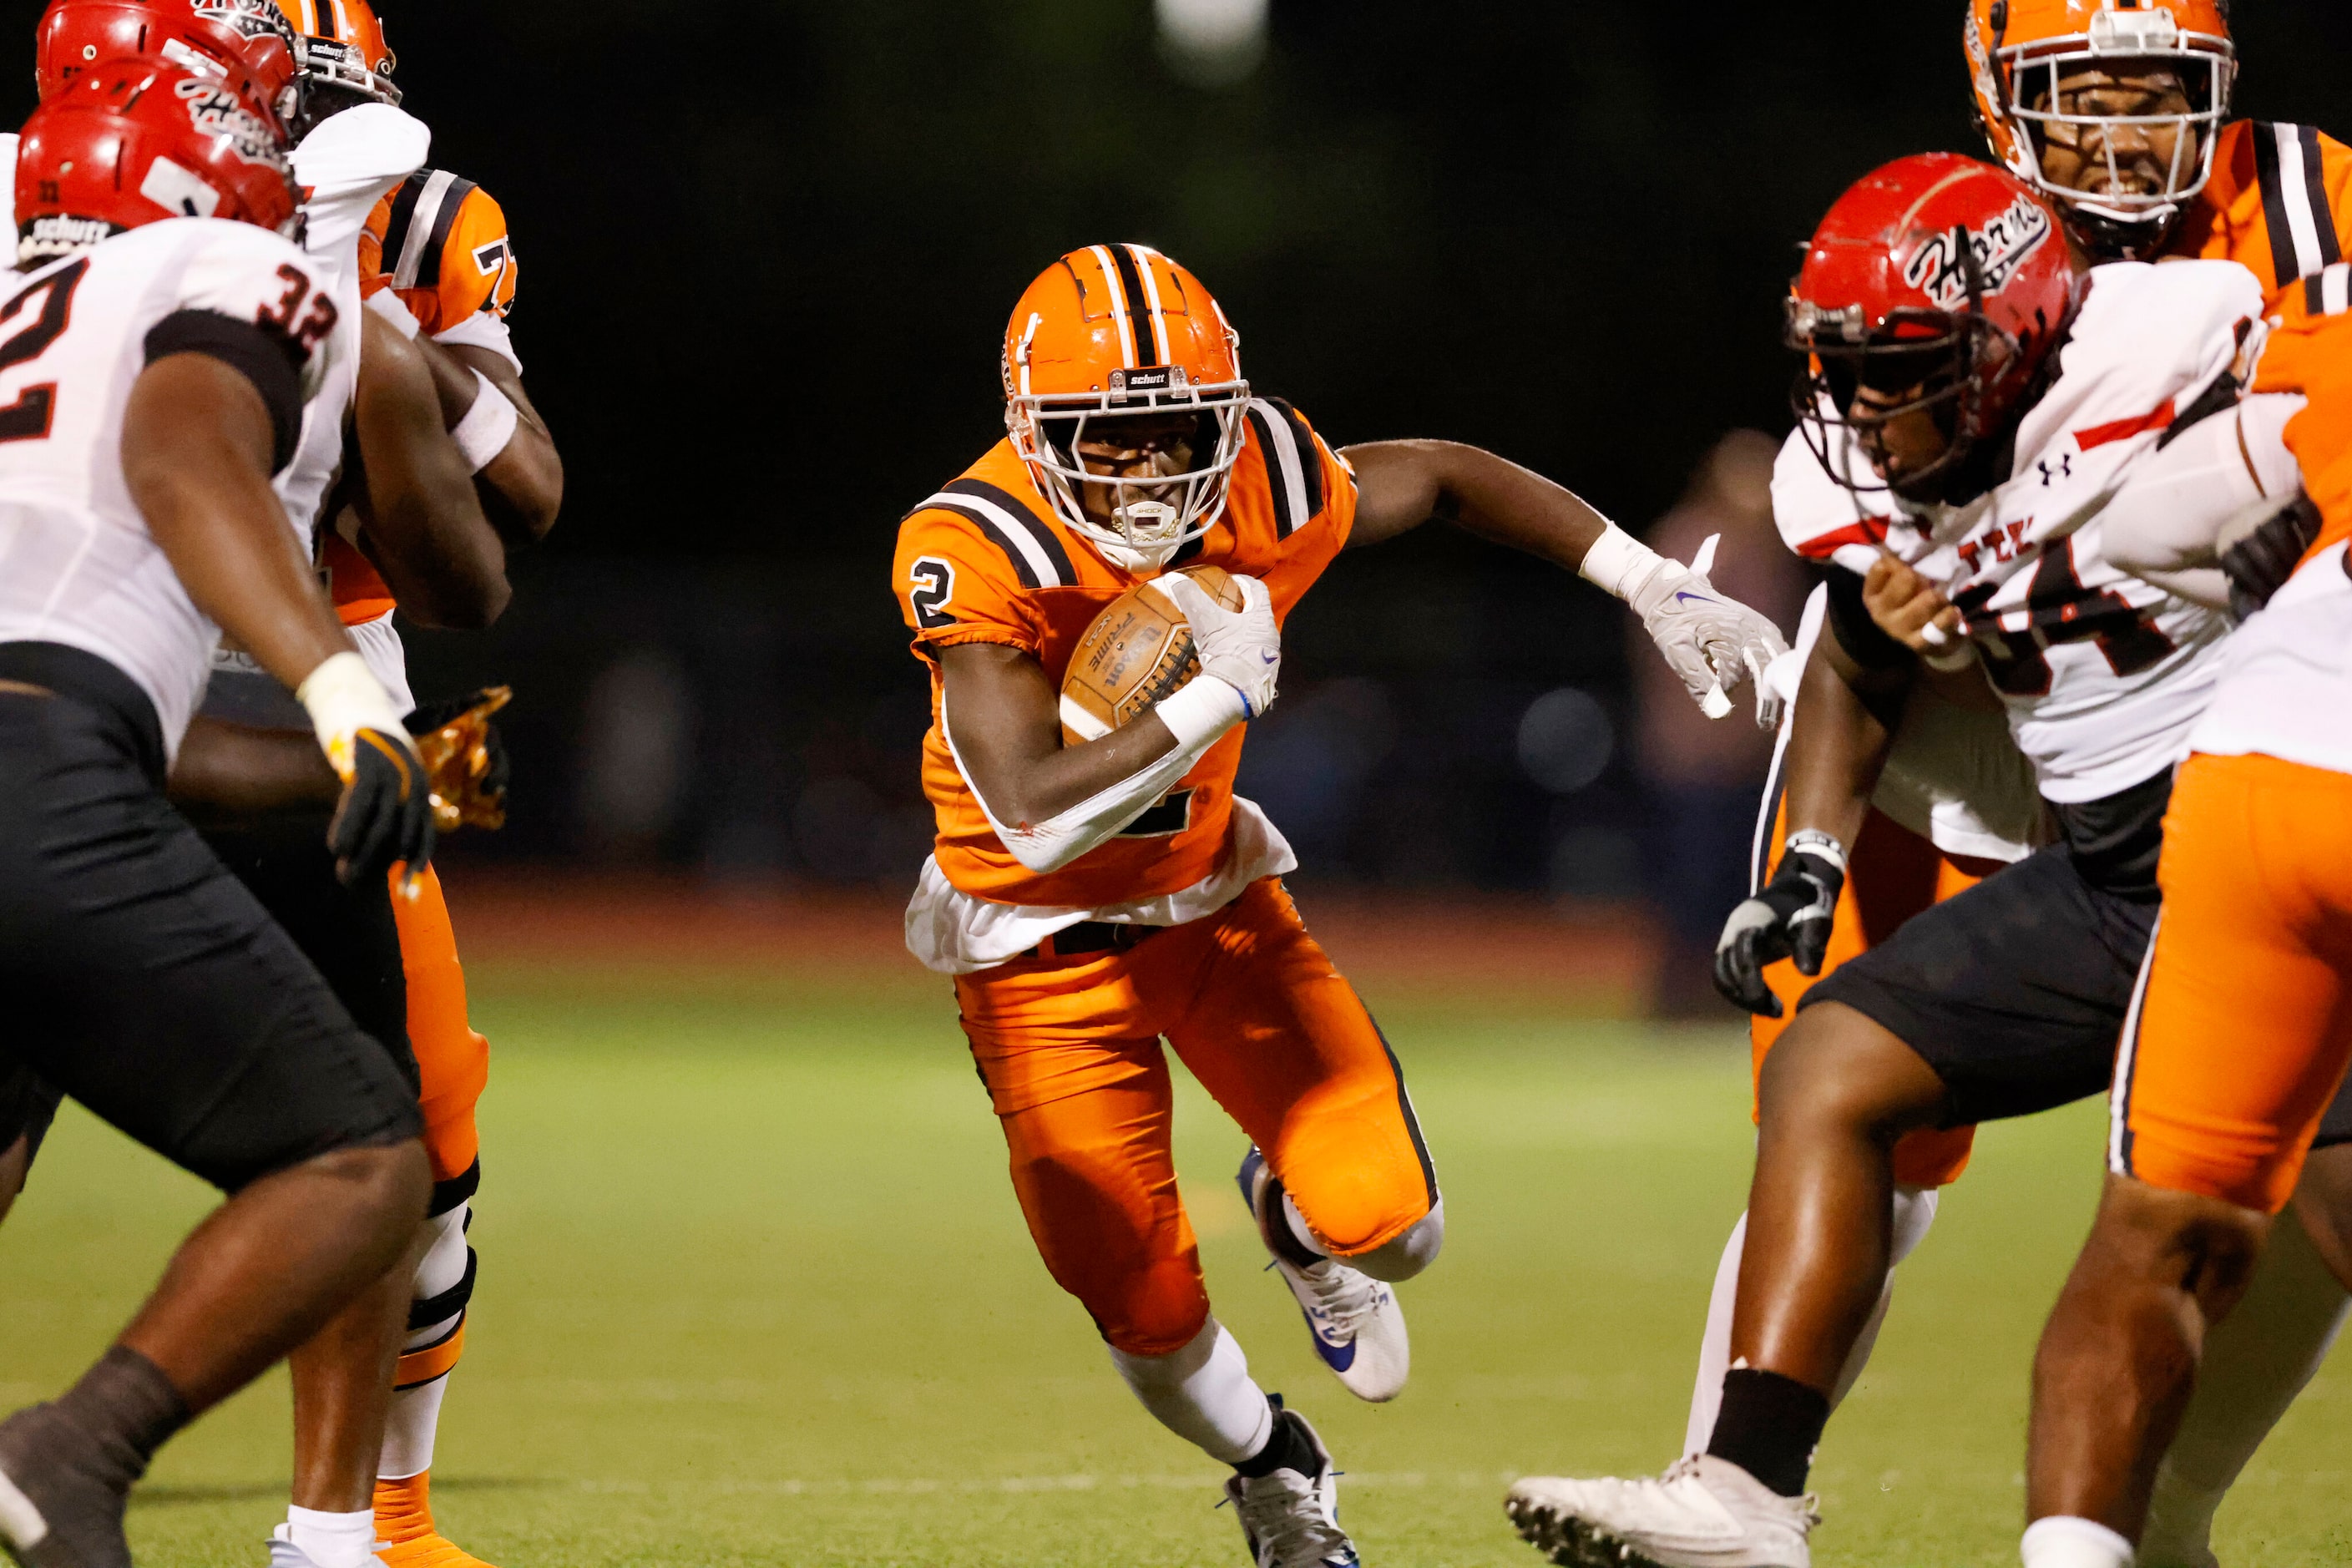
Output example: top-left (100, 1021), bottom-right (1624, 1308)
top-left (1621, 534), bottom-right (1791, 730)
top-left (1157, 570), bottom-right (1282, 720)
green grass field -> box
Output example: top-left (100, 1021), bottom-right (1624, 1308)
top-left (4, 965), bottom-right (2348, 1567)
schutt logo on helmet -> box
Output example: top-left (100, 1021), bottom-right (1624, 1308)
top-left (1903, 194), bottom-right (2056, 311)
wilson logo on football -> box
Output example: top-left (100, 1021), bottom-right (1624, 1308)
top-left (173, 78), bottom-right (280, 164)
top-left (1903, 195), bottom-right (2055, 311)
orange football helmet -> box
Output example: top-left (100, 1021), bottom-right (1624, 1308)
top-left (1002, 244), bottom-right (1250, 569)
top-left (1965, 0), bottom-right (2234, 255)
top-left (272, 0), bottom-right (397, 123)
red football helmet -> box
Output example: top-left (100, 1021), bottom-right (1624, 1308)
top-left (17, 58), bottom-right (300, 264)
top-left (1787, 153), bottom-right (2081, 501)
top-left (36, 0), bottom-right (303, 124)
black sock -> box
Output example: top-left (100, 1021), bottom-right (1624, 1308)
top-left (1232, 1399), bottom-right (1317, 1479)
top-left (1258, 1178), bottom-right (1325, 1272)
top-left (1705, 1368), bottom-right (1828, 1498)
top-left (53, 1347), bottom-right (190, 1482)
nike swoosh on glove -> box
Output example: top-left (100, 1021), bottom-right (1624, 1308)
top-left (330, 728), bottom-right (437, 891)
top-left (1158, 570), bottom-right (1282, 719)
top-left (2218, 492), bottom-right (2322, 621)
top-left (1624, 534), bottom-right (1791, 729)
top-left (1713, 847), bottom-right (1844, 1018)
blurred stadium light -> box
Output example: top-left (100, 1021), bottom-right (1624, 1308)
top-left (1156, 0), bottom-right (1269, 88)
top-left (1516, 688), bottom-right (1615, 796)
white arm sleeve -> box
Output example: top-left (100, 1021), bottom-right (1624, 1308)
top-left (2107, 393), bottom-right (2307, 585)
top-left (943, 676), bottom-right (1248, 875)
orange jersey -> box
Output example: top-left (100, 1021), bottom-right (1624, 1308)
top-left (331, 169), bottom-right (520, 622)
top-left (2172, 121), bottom-right (2352, 578)
top-left (322, 530), bottom-right (395, 626)
top-left (360, 169), bottom-right (518, 336)
top-left (897, 399), bottom-right (1357, 909)
top-left (2174, 119), bottom-right (2350, 320)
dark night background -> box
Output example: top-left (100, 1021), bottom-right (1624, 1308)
top-left (15, 2), bottom-right (2346, 901)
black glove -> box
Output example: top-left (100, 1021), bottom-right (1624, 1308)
top-left (1712, 839), bottom-right (1846, 1018)
top-left (329, 728), bottom-right (436, 889)
top-left (2219, 492), bottom-right (2322, 621)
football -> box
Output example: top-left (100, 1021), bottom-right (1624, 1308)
top-left (1058, 564), bottom-right (1247, 746)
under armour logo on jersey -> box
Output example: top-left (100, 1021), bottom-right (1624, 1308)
top-left (2038, 454), bottom-right (2073, 487)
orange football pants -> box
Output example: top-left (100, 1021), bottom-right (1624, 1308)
top-left (392, 865), bottom-right (489, 1188)
top-left (1753, 803), bottom-right (2000, 1188)
top-left (954, 877), bottom-right (1438, 1358)
top-left (2115, 753), bottom-right (2352, 1214)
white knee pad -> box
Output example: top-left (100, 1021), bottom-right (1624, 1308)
top-left (1888, 1184), bottom-right (1939, 1268)
top-left (1355, 1199), bottom-right (1444, 1282)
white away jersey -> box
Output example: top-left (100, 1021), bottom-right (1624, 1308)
top-left (0, 220), bottom-right (344, 757)
top-left (2188, 544), bottom-right (2352, 776)
top-left (1777, 260), bottom-right (2263, 806)
top-left (276, 104), bottom-right (428, 544)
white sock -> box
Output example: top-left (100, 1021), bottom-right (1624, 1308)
top-left (1683, 1186), bottom-right (1940, 1457)
top-left (1109, 1318), bottom-right (1274, 1464)
top-left (379, 1203), bottom-right (473, 1481)
top-left (379, 1375), bottom-right (451, 1482)
top-left (2142, 1207), bottom-right (2350, 1564)
top-left (2020, 1515), bottom-right (2134, 1568)
top-left (281, 1505), bottom-right (378, 1568)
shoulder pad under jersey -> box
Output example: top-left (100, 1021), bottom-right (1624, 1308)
top-left (367, 169), bottom-right (516, 335)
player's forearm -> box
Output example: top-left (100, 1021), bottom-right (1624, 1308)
top-left (1781, 630), bottom-right (1904, 854)
top-left (438, 341), bottom-right (563, 544)
top-left (942, 645), bottom-right (1185, 824)
top-left (169, 717), bottom-right (341, 822)
top-left (938, 641), bottom-right (1252, 871)
top-left (1343, 440), bottom-right (1611, 567)
top-left (353, 316), bottom-right (510, 630)
top-left (126, 358), bottom-right (355, 692)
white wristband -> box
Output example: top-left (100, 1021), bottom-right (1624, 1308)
top-left (1578, 523), bottom-right (1664, 600)
top-left (365, 288), bottom-right (421, 340)
top-left (295, 650), bottom-right (411, 778)
top-left (1154, 675), bottom-right (1249, 748)
top-left (451, 370), bottom-right (518, 473)
top-left (1785, 829), bottom-right (1848, 874)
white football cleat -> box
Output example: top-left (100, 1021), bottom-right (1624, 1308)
top-left (1222, 1404), bottom-right (1359, 1568)
top-left (1238, 1147), bottom-right (1410, 1403)
top-left (1505, 1455), bottom-right (1819, 1568)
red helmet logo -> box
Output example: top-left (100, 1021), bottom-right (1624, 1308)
top-left (17, 58), bottom-right (299, 263)
top-left (1788, 153), bottom-right (2080, 502)
top-left (1901, 190), bottom-right (2057, 311)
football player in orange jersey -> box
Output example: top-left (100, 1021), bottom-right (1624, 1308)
top-left (2016, 316), bottom-right (2352, 1568)
top-left (1638, 8), bottom-right (2352, 1562)
top-left (897, 244), bottom-right (1788, 1567)
top-left (256, 6), bottom-right (560, 1567)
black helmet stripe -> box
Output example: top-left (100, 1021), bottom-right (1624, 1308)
top-left (1109, 244), bottom-right (1158, 367)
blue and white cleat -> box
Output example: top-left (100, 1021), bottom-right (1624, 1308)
top-left (1223, 1404), bottom-right (1360, 1568)
top-left (1238, 1147), bottom-right (1410, 1403)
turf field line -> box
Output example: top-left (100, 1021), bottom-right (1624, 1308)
top-left (570, 1470), bottom-right (1521, 1497)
